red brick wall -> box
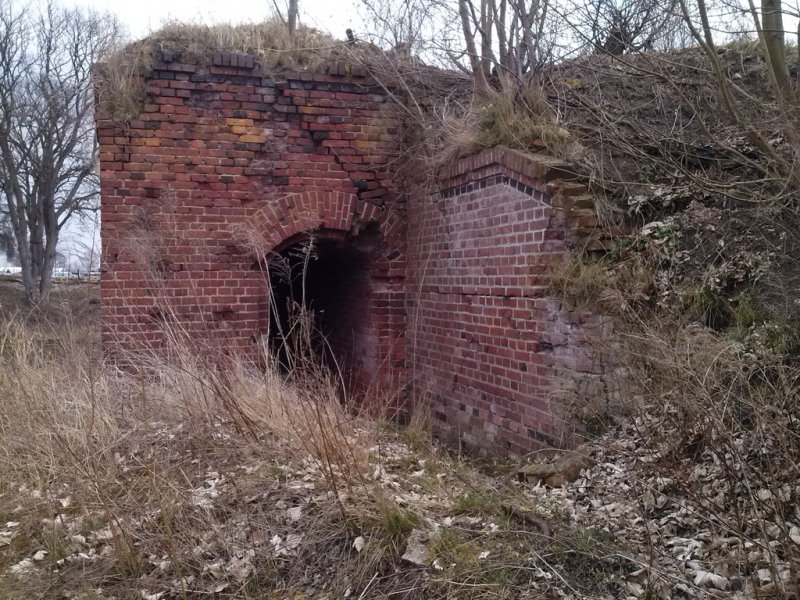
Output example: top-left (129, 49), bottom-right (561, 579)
top-left (96, 52), bottom-right (614, 454)
top-left (96, 51), bottom-right (406, 397)
top-left (406, 148), bottom-right (615, 457)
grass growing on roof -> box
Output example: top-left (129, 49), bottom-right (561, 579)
top-left (96, 19), bottom-right (341, 121)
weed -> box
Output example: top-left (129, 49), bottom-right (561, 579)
top-left (679, 285), bottom-right (733, 329)
top-left (429, 81), bottom-right (581, 166)
top-left (732, 291), bottom-right (759, 331)
top-left (453, 490), bottom-right (503, 516)
top-left (637, 164), bottom-right (656, 183)
top-left (370, 504), bottom-right (419, 547)
top-left (429, 526), bottom-right (481, 566)
top-left (549, 258), bottom-right (609, 309)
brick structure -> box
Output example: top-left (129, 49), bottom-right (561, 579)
top-left (97, 51), bottom-right (615, 456)
top-left (97, 52), bottom-right (406, 398)
top-left (407, 148), bottom-right (616, 455)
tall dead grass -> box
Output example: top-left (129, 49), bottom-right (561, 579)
top-left (0, 285), bottom-right (401, 596)
top-left (0, 310), bottom-right (376, 489)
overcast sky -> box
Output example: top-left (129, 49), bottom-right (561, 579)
top-left (64, 0), bottom-right (359, 40)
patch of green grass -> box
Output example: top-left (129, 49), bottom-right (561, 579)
top-left (762, 321), bottom-right (800, 358)
top-left (607, 236), bottom-right (647, 263)
top-left (369, 504), bottom-right (419, 549)
top-left (429, 526), bottom-right (482, 566)
top-left (732, 291), bottom-right (759, 331)
top-left (637, 164), bottom-right (656, 183)
top-left (400, 424), bottom-right (434, 455)
top-left (546, 526), bottom-right (632, 594)
top-left (453, 490), bottom-right (504, 516)
top-left (428, 526), bottom-right (533, 596)
top-left (679, 285), bottom-right (732, 330)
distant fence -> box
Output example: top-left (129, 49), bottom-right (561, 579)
top-left (0, 267), bottom-right (99, 282)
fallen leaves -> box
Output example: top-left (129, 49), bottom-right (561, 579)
top-left (1, 404), bottom-right (797, 599)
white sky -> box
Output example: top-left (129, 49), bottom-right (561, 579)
top-left (65, 0), bottom-right (360, 40)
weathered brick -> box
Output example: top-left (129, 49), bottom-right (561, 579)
top-left (96, 56), bottom-right (610, 457)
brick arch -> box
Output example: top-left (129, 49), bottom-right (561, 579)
top-left (249, 190), bottom-right (406, 410)
top-left (250, 191), bottom-right (406, 276)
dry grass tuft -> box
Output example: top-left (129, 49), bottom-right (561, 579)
top-left (96, 19), bottom-right (341, 121)
top-left (144, 19), bottom-right (338, 69)
top-left (549, 253), bottom-right (654, 316)
top-left (417, 79), bottom-right (582, 167)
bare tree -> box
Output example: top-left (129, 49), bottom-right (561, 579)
top-left (561, 0), bottom-right (685, 54)
top-left (359, 0), bottom-right (443, 58)
top-left (0, 1), bottom-right (117, 306)
top-left (453, 0), bottom-right (686, 92)
top-left (270, 0), bottom-right (300, 37)
top-left (361, 0), bottom-right (687, 93)
top-left (454, 0), bottom-right (562, 95)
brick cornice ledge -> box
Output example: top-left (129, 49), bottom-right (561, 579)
top-left (437, 146), bottom-right (579, 188)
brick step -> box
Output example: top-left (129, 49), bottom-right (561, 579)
top-left (551, 193), bottom-right (595, 211)
top-left (547, 180), bottom-right (589, 197)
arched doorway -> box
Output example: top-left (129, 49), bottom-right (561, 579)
top-left (266, 224), bottom-right (403, 409)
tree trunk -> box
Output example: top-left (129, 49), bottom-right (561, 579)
top-left (480, 0), bottom-right (493, 80)
top-left (39, 202), bottom-right (59, 305)
top-left (762, 0), bottom-right (795, 103)
top-left (11, 219), bottom-right (37, 304)
top-left (288, 0), bottom-right (298, 37)
top-left (39, 238), bottom-right (57, 305)
top-left (459, 0), bottom-right (492, 97)
top-left (747, 0), bottom-right (782, 104)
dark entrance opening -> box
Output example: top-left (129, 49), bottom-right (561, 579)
top-left (267, 227), bottom-right (381, 394)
